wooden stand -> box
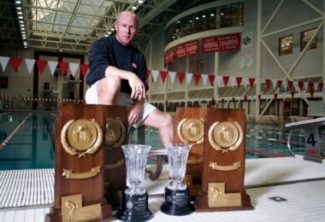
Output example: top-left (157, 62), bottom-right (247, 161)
top-left (45, 103), bottom-right (128, 222)
top-left (174, 107), bottom-right (208, 197)
top-left (195, 109), bottom-right (253, 211)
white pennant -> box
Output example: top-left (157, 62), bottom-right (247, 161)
top-left (304, 82), bottom-right (308, 91)
top-left (201, 74), bottom-right (208, 86)
top-left (169, 71), bottom-right (176, 84)
top-left (24, 59), bottom-right (35, 74)
top-left (186, 73), bottom-right (193, 85)
top-left (282, 80), bottom-right (287, 90)
top-left (242, 77), bottom-right (248, 87)
top-left (293, 81), bottom-right (298, 91)
top-left (48, 61), bottom-right (58, 76)
top-left (230, 76), bottom-right (236, 87)
top-left (69, 63), bottom-right (79, 77)
top-left (0, 56), bottom-right (10, 72)
top-left (216, 76), bottom-right (222, 87)
top-left (151, 70), bottom-right (159, 82)
top-left (272, 79), bottom-right (277, 89)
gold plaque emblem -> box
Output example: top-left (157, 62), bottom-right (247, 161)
top-left (208, 121), bottom-right (243, 153)
top-left (105, 117), bottom-right (126, 148)
top-left (177, 118), bottom-right (204, 144)
top-left (61, 119), bottom-right (103, 158)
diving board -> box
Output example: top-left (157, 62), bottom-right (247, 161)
top-left (285, 117), bottom-right (325, 163)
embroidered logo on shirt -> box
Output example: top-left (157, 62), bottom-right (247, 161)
top-left (132, 63), bottom-right (137, 69)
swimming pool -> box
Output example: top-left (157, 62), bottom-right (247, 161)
top-left (0, 111), bottom-right (322, 170)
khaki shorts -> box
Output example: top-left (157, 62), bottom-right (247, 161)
top-left (85, 81), bottom-right (156, 127)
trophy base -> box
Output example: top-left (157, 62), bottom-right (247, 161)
top-left (160, 186), bottom-right (195, 216)
top-left (116, 190), bottom-right (152, 222)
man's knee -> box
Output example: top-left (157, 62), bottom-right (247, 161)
top-left (98, 75), bottom-right (121, 94)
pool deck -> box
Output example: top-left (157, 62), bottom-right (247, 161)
top-left (1, 156), bottom-right (325, 221)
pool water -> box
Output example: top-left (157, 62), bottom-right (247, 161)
top-left (0, 111), bottom-right (324, 170)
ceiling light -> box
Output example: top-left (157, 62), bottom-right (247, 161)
top-left (138, 0), bottom-right (144, 4)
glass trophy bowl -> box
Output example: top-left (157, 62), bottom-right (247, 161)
top-left (117, 144), bottom-right (153, 221)
top-left (166, 143), bottom-right (191, 190)
top-left (160, 143), bottom-right (195, 216)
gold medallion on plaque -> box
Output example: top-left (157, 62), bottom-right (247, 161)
top-left (61, 119), bottom-right (103, 158)
top-left (177, 118), bottom-right (204, 144)
top-left (105, 117), bottom-right (126, 148)
top-left (208, 121), bottom-right (243, 153)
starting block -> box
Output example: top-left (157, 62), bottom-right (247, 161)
top-left (285, 117), bottom-right (325, 163)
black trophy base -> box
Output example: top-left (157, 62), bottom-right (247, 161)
top-left (160, 186), bottom-right (195, 216)
top-left (116, 190), bottom-right (152, 222)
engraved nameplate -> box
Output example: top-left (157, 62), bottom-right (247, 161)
top-left (208, 183), bottom-right (241, 208)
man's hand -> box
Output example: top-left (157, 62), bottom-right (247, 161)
top-left (128, 73), bottom-right (146, 100)
top-left (127, 102), bottom-right (143, 125)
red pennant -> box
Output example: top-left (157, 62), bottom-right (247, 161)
top-left (59, 62), bottom-right (69, 76)
top-left (277, 80), bottom-right (283, 89)
top-left (319, 82), bottom-right (324, 91)
top-left (36, 60), bottom-right (47, 74)
top-left (274, 93), bottom-right (278, 99)
top-left (160, 70), bottom-right (168, 83)
top-left (10, 57), bottom-right (22, 72)
top-left (298, 81), bottom-right (304, 90)
top-left (236, 77), bottom-right (242, 87)
top-left (193, 73), bottom-right (201, 85)
top-left (208, 75), bottom-right (215, 86)
top-left (79, 64), bottom-right (89, 77)
top-left (265, 79), bottom-right (271, 89)
top-left (309, 82), bottom-right (314, 91)
top-left (223, 76), bottom-right (229, 87)
top-left (177, 72), bottom-right (185, 84)
top-left (288, 81), bottom-right (293, 90)
top-left (310, 88), bottom-right (314, 97)
top-left (249, 78), bottom-right (255, 88)
top-left (146, 70), bottom-right (151, 82)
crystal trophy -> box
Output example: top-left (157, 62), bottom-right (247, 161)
top-left (160, 144), bottom-right (195, 215)
top-left (116, 144), bottom-right (153, 221)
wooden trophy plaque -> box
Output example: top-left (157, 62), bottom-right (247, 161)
top-left (195, 109), bottom-right (253, 212)
top-left (174, 107), bottom-right (208, 197)
top-left (45, 103), bottom-right (128, 222)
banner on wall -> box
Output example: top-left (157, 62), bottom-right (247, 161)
top-left (176, 40), bottom-right (198, 58)
top-left (164, 48), bottom-right (175, 66)
top-left (202, 33), bottom-right (241, 53)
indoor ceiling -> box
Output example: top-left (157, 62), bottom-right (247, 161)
top-left (0, 0), bottom-right (216, 55)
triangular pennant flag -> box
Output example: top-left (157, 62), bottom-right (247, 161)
top-left (288, 80), bottom-right (293, 90)
top-left (236, 77), bottom-right (242, 87)
top-left (216, 76), bottom-right (222, 87)
top-left (69, 62), bottom-right (79, 77)
top-left (208, 75), bottom-right (215, 86)
top-left (201, 74), bottom-right (208, 86)
top-left (230, 76), bottom-right (236, 87)
top-left (222, 76), bottom-right (229, 87)
top-left (272, 79), bottom-right (277, 89)
top-left (48, 61), bottom-right (58, 76)
top-left (159, 70), bottom-right (168, 83)
top-left (249, 78), bottom-right (255, 88)
top-left (314, 82), bottom-right (318, 92)
top-left (283, 80), bottom-right (287, 90)
top-left (265, 79), bottom-right (271, 89)
top-left (310, 88), bottom-right (314, 97)
top-left (169, 71), bottom-right (176, 84)
top-left (24, 59), bottom-right (35, 74)
top-left (0, 56), bottom-right (10, 72)
top-left (151, 70), bottom-right (159, 82)
top-left (80, 64), bottom-right (89, 77)
top-left (298, 81), bottom-right (304, 90)
top-left (186, 73), bottom-right (193, 85)
top-left (277, 80), bottom-right (283, 89)
top-left (10, 57), bottom-right (22, 72)
top-left (59, 62), bottom-right (69, 76)
top-left (242, 77), bottom-right (248, 87)
top-left (293, 81), bottom-right (298, 91)
top-left (304, 82), bottom-right (308, 91)
top-left (193, 73), bottom-right (201, 85)
top-left (309, 82), bottom-right (314, 91)
top-left (36, 60), bottom-right (47, 75)
top-left (146, 70), bottom-right (151, 82)
top-left (319, 82), bottom-right (324, 91)
top-left (177, 72), bottom-right (185, 84)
